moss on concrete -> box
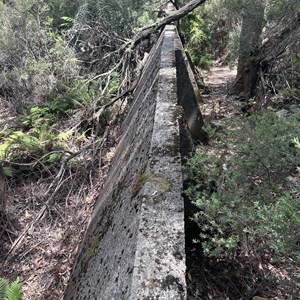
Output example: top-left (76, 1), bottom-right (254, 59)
top-left (132, 171), bottom-right (172, 198)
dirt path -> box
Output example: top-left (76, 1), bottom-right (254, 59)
top-left (186, 63), bottom-right (239, 300)
top-left (201, 63), bottom-right (237, 120)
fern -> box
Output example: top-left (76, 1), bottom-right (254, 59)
top-left (5, 131), bottom-right (44, 156)
top-left (2, 165), bottom-right (15, 178)
top-left (0, 277), bottom-right (8, 300)
top-left (4, 278), bottom-right (22, 300)
top-left (57, 129), bottom-right (73, 142)
top-left (0, 277), bottom-right (22, 300)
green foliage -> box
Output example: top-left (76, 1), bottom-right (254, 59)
top-left (47, 0), bottom-right (81, 29)
top-left (0, 0), bottom-right (79, 110)
top-left (0, 277), bottom-right (22, 300)
top-left (184, 110), bottom-right (300, 260)
top-left (81, 0), bottom-right (152, 35)
top-left (273, 49), bottom-right (300, 98)
top-left (46, 80), bottom-right (98, 114)
top-left (107, 72), bottom-right (121, 95)
top-left (22, 107), bottom-right (56, 129)
top-left (1, 131), bottom-right (44, 157)
top-left (180, 9), bottom-right (211, 69)
top-left (0, 107), bottom-right (73, 178)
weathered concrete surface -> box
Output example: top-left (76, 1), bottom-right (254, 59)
top-left (64, 3), bottom-right (206, 299)
top-left (174, 32), bottom-right (207, 143)
top-left (65, 26), bottom-right (187, 300)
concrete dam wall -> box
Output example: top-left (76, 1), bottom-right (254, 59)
top-left (64, 6), bottom-right (205, 300)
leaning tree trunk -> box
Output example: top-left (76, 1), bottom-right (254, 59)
top-left (231, 0), bottom-right (265, 97)
top-left (232, 10), bottom-right (300, 99)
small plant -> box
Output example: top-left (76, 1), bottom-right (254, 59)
top-left (0, 277), bottom-right (22, 300)
top-left (22, 107), bottom-right (56, 129)
top-left (0, 106), bottom-right (74, 178)
top-left (184, 110), bottom-right (300, 260)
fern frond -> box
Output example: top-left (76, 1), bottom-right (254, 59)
top-left (0, 277), bottom-right (9, 300)
top-left (4, 278), bottom-right (22, 300)
top-left (0, 142), bottom-right (11, 160)
top-left (2, 165), bottom-right (15, 177)
top-left (57, 129), bottom-right (73, 141)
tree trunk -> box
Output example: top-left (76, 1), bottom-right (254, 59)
top-left (231, 0), bottom-right (265, 97)
top-left (231, 10), bottom-right (300, 99)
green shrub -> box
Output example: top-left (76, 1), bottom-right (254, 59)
top-left (22, 107), bottom-right (56, 129)
top-left (0, 277), bottom-right (22, 300)
top-left (184, 110), bottom-right (300, 260)
top-left (0, 1), bottom-right (79, 111)
top-left (46, 80), bottom-right (99, 114)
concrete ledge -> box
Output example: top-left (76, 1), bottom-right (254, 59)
top-left (64, 2), bottom-right (207, 297)
top-left (65, 23), bottom-right (187, 300)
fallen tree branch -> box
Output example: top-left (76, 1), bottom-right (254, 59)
top-left (130, 0), bottom-right (207, 48)
top-left (255, 12), bottom-right (300, 65)
top-left (88, 0), bottom-right (208, 98)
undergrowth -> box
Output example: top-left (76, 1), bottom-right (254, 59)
top-left (0, 106), bottom-right (71, 178)
top-left (0, 67), bottom-right (121, 179)
top-left (184, 108), bottom-right (300, 262)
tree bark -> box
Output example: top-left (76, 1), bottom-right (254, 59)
top-left (231, 7), bottom-right (300, 98)
top-left (231, 0), bottom-right (265, 97)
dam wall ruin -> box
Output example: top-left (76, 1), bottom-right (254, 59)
top-left (64, 3), bottom-right (205, 299)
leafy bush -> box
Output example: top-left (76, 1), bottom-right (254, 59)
top-left (0, 277), bottom-right (22, 300)
top-left (184, 110), bottom-right (300, 260)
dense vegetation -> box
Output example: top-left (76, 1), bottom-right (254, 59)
top-left (180, 0), bottom-right (300, 298)
top-left (185, 110), bottom-right (300, 258)
top-left (0, 0), bottom-right (159, 178)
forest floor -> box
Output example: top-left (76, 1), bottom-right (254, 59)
top-left (0, 99), bottom-right (122, 299)
top-left (186, 62), bottom-right (300, 300)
